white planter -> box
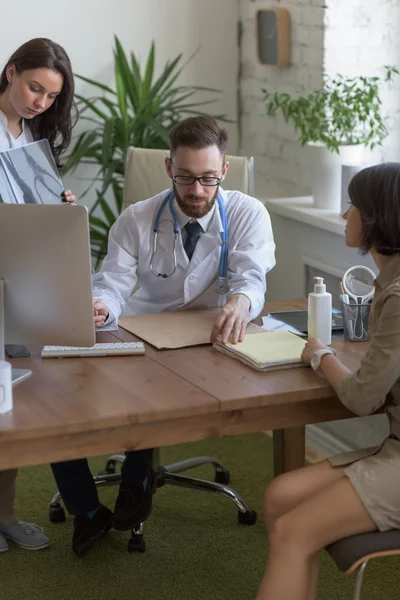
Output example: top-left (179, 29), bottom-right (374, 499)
top-left (339, 145), bottom-right (364, 214)
top-left (339, 144), bottom-right (364, 166)
top-left (341, 164), bottom-right (362, 214)
top-left (306, 143), bottom-right (363, 212)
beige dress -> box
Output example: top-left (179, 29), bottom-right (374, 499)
top-left (329, 255), bottom-right (400, 531)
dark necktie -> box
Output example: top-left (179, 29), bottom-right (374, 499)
top-left (184, 220), bottom-right (203, 260)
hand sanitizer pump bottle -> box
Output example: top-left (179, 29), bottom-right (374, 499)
top-left (308, 277), bottom-right (332, 345)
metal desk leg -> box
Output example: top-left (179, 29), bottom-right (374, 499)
top-left (273, 426), bottom-right (306, 476)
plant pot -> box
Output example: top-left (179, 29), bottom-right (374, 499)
top-left (341, 164), bottom-right (362, 214)
top-left (339, 145), bottom-right (364, 214)
top-left (306, 143), bottom-right (342, 211)
top-left (339, 144), bottom-right (363, 166)
top-left (306, 143), bottom-right (363, 212)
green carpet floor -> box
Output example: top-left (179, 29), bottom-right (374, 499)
top-left (2, 433), bottom-right (399, 600)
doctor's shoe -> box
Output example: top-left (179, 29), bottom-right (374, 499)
top-left (0, 532), bottom-right (8, 552)
top-left (0, 521), bottom-right (49, 550)
top-left (72, 504), bottom-right (113, 557)
top-left (113, 467), bottom-right (157, 531)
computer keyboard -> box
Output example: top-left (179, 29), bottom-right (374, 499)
top-left (41, 342), bottom-right (145, 358)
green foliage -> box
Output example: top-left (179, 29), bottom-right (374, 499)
top-left (262, 65), bottom-right (399, 154)
top-left (66, 36), bottom-right (231, 264)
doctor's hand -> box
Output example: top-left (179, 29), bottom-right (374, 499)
top-left (210, 293), bottom-right (251, 345)
top-left (62, 189), bottom-right (77, 204)
top-left (93, 300), bottom-right (110, 328)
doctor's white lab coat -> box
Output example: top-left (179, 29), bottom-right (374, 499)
top-left (92, 187), bottom-right (276, 322)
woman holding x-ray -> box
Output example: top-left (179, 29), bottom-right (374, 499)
top-left (0, 38), bottom-right (77, 203)
top-left (0, 37), bottom-right (78, 553)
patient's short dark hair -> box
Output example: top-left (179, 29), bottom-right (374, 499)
top-left (349, 162), bottom-right (400, 255)
top-left (169, 116), bottom-right (228, 156)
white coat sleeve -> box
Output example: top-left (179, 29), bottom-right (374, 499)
top-left (227, 199), bottom-right (275, 321)
top-left (92, 209), bottom-right (139, 323)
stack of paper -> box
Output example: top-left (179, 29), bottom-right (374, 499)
top-left (213, 330), bottom-right (307, 371)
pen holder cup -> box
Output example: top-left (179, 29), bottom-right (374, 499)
top-left (340, 300), bottom-right (371, 342)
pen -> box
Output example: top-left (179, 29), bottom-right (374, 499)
top-left (339, 281), bottom-right (353, 338)
top-left (339, 280), bottom-right (349, 304)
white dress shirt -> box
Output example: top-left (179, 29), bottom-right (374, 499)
top-left (0, 110), bottom-right (34, 151)
top-left (93, 187), bottom-right (276, 323)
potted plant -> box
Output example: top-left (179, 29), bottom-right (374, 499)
top-left (262, 65), bottom-right (399, 210)
top-left (65, 36), bottom-right (231, 264)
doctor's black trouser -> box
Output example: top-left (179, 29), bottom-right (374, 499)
top-left (51, 449), bottom-right (154, 515)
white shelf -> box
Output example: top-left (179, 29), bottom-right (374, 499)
top-left (261, 196), bottom-right (346, 237)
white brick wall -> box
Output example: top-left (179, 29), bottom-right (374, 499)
top-left (324, 0), bottom-right (400, 164)
top-left (239, 0), bottom-right (400, 197)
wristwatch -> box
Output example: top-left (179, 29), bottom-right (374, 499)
top-left (311, 348), bottom-right (336, 372)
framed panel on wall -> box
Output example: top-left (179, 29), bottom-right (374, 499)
top-left (257, 8), bottom-right (291, 66)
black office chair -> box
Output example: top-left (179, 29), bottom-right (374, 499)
top-left (49, 450), bottom-right (257, 552)
top-left (326, 529), bottom-right (400, 599)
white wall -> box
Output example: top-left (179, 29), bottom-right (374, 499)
top-left (0, 0), bottom-right (239, 205)
top-left (239, 0), bottom-right (325, 198)
top-left (239, 0), bottom-right (400, 198)
top-left (324, 0), bottom-right (400, 163)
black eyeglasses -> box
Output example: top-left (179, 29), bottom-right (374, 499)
top-left (173, 175), bottom-right (221, 187)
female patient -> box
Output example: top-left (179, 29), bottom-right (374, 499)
top-left (257, 162), bottom-right (400, 600)
top-left (0, 37), bottom-right (77, 552)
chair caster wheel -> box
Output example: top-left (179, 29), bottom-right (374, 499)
top-left (49, 504), bottom-right (66, 523)
top-left (128, 535), bottom-right (146, 553)
top-left (98, 461), bottom-right (117, 476)
top-left (214, 469), bottom-right (230, 485)
top-left (97, 468), bottom-right (115, 476)
top-left (238, 510), bottom-right (257, 526)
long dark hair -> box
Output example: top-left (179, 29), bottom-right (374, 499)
top-left (349, 162), bottom-right (400, 255)
top-left (0, 38), bottom-right (77, 162)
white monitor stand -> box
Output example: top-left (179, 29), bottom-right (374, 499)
top-left (0, 280), bottom-right (32, 385)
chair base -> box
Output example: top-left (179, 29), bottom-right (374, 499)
top-left (49, 453), bottom-right (257, 552)
top-left (353, 561), bottom-right (367, 600)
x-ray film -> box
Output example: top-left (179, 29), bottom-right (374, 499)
top-left (0, 139), bottom-right (64, 204)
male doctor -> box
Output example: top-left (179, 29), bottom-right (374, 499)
top-left (52, 115), bottom-right (275, 557)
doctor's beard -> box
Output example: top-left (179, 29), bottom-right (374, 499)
top-left (173, 183), bottom-right (219, 219)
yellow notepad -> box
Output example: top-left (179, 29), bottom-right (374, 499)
top-left (213, 330), bottom-right (307, 371)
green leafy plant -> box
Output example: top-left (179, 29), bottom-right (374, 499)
top-left (262, 65), bottom-right (399, 154)
top-left (66, 35), bottom-right (231, 264)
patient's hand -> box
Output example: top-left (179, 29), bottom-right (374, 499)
top-left (210, 293), bottom-right (251, 345)
top-left (301, 338), bottom-right (328, 365)
top-left (93, 300), bottom-right (110, 327)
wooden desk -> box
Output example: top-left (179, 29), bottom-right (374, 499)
top-left (0, 300), bottom-right (366, 473)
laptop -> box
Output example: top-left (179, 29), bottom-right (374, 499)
top-left (268, 308), bottom-right (343, 335)
top-left (0, 139), bottom-right (64, 205)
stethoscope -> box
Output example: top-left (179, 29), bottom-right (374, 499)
top-left (149, 190), bottom-right (229, 295)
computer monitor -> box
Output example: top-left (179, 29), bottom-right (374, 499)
top-left (0, 204), bottom-right (96, 384)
